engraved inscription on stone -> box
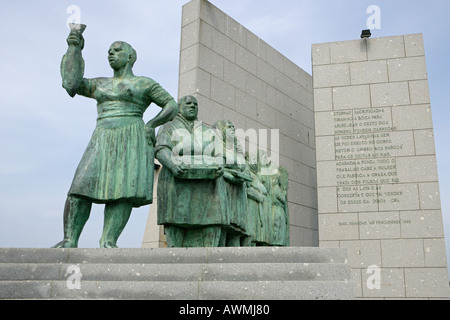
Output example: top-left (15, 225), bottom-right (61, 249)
top-left (314, 34), bottom-right (448, 299)
top-left (331, 109), bottom-right (410, 212)
top-left (333, 108), bottom-right (395, 135)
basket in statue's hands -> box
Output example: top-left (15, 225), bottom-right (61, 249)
top-left (177, 164), bottom-right (224, 180)
top-left (174, 155), bottom-right (223, 180)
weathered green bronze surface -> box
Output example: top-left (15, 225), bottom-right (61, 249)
top-left (270, 166), bottom-right (290, 246)
top-left (155, 96), bottom-right (227, 247)
top-left (53, 25), bottom-right (178, 248)
top-left (155, 97), bottom-right (290, 248)
top-left (213, 120), bottom-right (250, 247)
top-left (54, 24), bottom-right (289, 249)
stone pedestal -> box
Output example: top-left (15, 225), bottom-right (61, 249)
top-left (0, 247), bottom-right (353, 300)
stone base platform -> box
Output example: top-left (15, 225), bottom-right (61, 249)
top-left (0, 247), bottom-right (354, 300)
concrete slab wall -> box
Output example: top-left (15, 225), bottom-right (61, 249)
top-left (143, 0), bottom-right (317, 247)
top-left (313, 34), bottom-right (449, 299)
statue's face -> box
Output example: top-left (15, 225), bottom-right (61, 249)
top-left (180, 96), bottom-right (198, 121)
top-left (223, 121), bottom-right (235, 138)
top-left (108, 42), bottom-right (130, 70)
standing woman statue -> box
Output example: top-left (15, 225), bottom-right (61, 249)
top-left (53, 25), bottom-right (178, 248)
top-left (155, 96), bottom-right (227, 248)
top-left (212, 120), bottom-right (250, 247)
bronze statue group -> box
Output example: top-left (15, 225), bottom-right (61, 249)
top-left (156, 96), bottom-right (290, 248)
top-left (54, 26), bottom-right (289, 248)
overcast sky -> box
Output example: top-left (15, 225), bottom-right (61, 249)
top-left (1, 0), bottom-right (449, 271)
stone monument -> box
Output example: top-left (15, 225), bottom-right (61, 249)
top-left (313, 34), bottom-right (449, 299)
top-left (138, 0), bottom-right (449, 299)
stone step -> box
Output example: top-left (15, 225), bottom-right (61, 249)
top-left (0, 247), bottom-right (354, 300)
top-left (0, 280), bottom-right (354, 300)
top-left (0, 262), bottom-right (350, 282)
top-left (0, 247), bottom-right (348, 264)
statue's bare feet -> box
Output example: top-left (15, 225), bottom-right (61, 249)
top-left (52, 240), bottom-right (76, 248)
top-left (100, 241), bottom-right (118, 248)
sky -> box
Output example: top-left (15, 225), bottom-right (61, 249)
top-left (0, 0), bottom-right (449, 271)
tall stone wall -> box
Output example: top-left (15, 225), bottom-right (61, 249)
top-left (313, 34), bottom-right (449, 299)
top-left (143, 0), bottom-right (317, 247)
